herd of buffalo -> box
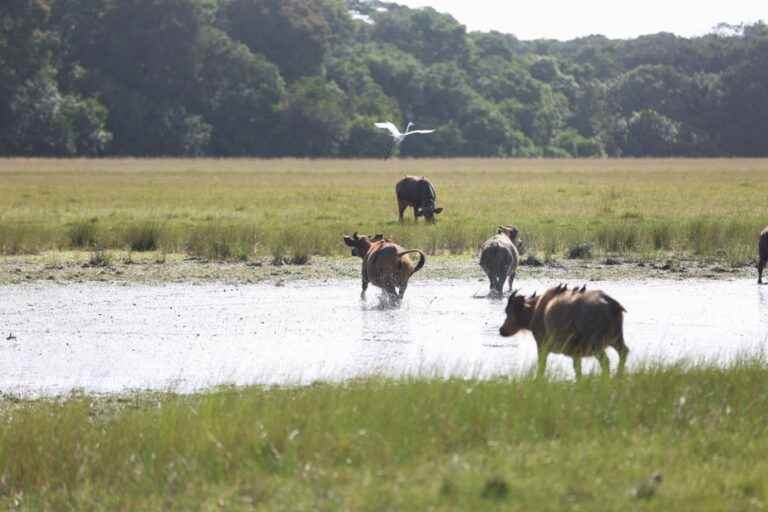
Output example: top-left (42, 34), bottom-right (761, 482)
top-left (343, 175), bottom-right (768, 378)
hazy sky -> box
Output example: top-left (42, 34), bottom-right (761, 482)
top-left (396, 0), bottom-right (766, 40)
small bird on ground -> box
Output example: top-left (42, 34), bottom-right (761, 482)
top-left (6, 333), bottom-right (17, 341)
top-left (374, 121), bottom-right (436, 158)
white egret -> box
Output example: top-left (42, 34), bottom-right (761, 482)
top-left (374, 121), bottom-right (436, 158)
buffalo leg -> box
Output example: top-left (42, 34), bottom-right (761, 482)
top-left (536, 347), bottom-right (548, 379)
top-left (495, 273), bottom-right (505, 294)
top-left (596, 350), bottom-right (610, 377)
top-left (384, 285), bottom-right (399, 304)
top-left (572, 357), bottom-right (582, 380)
top-left (616, 342), bottom-right (629, 377)
top-left (398, 279), bottom-right (409, 299)
top-left (398, 201), bottom-right (408, 223)
top-left (489, 275), bottom-right (500, 294)
top-left (759, 258), bottom-right (765, 284)
top-left (507, 271), bottom-right (516, 292)
top-left (361, 264), bottom-right (369, 299)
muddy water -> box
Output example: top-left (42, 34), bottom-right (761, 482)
top-left (1, 279), bottom-right (767, 396)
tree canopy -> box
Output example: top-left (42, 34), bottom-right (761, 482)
top-left (0, 0), bottom-right (766, 157)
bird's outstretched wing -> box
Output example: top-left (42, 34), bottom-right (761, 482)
top-left (374, 122), bottom-right (401, 137)
top-left (408, 129), bottom-right (436, 135)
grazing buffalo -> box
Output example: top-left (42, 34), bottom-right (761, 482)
top-left (343, 232), bottom-right (426, 301)
top-left (479, 226), bottom-right (520, 295)
top-left (395, 176), bottom-right (443, 223)
top-left (759, 227), bottom-right (768, 284)
top-left (499, 284), bottom-right (629, 379)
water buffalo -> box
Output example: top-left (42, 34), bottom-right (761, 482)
top-left (499, 284), bottom-right (629, 379)
top-left (343, 232), bottom-right (426, 301)
top-left (479, 226), bottom-right (520, 295)
top-left (395, 176), bottom-right (443, 223)
top-left (759, 227), bottom-right (768, 284)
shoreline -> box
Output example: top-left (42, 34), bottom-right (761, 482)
top-left (0, 251), bottom-right (756, 285)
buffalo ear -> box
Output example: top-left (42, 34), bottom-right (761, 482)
top-left (507, 226), bottom-right (519, 240)
top-left (372, 233), bottom-right (384, 241)
top-left (434, 208), bottom-right (443, 214)
top-left (343, 236), bottom-right (355, 247)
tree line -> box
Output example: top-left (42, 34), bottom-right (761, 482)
top-left (1, 0), bottom-right (766, 158)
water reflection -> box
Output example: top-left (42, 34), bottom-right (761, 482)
top-left (0, 278), bottom-right (766, 396)
top-left (758, 286), bottom-right (768, 326)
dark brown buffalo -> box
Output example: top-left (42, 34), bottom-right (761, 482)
top-left (759, 227), bottom-right (768, 284)
top-left (499, 284), bottom-right (629, 379)
top-left (479, 226), bottom-right (520, 294)
top-left (395, 176), bottom-right (443, 223)
top-left (343, 232), bottom-right (426, 300)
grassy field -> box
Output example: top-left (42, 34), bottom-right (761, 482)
top-left (0, 360), bottom-right (766, 510)
top-left (1, 158), bottom-right (767, 264)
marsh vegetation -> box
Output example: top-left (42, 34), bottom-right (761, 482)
top-left (0, 360), bottom-right (766, 510)
top-left (1, 158), bottom-right (766, 267)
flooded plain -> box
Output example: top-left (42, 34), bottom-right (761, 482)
top-left (1, 278), bottom-right (767, 396)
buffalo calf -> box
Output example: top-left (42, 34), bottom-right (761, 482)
top-left (479, 226), bottom-right (520, 295)
top-left (499, 284), bottom-right (629, 379)
top-left (343, 232), bottom-right (426, 300)
top-left (395, 176), bottom-right (443, 223)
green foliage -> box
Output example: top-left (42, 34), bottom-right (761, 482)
top-left (278, 77), bottom-right (349, 156)
top-left (618, 110), bottom-right (681, 157)
top-left (194, 27), bottom-right (285, 156)
top-left (2, 61), bottom-right (111, 156)
top-left (555, 129), bottom-right (604, 157)
top-left (1, 1), bottom-right (767, 157)
top-left (372, 6), bottom-right (469, 65)
top-left (223, 0), bottom-right (343, 81)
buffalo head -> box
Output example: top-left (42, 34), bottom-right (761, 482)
top-left (418, 205), bottom-right (444, 223)
top-left (499, 290), bottom-right (536, 337)
top-left (343, 232), bottom-right (384, 257)
top-left (497, 225), bottom-right (519, 241)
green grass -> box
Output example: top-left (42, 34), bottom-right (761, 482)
top-left (1, 158), bottom-right (767, 262)
top-left (1, 359), bottom-right (766, 510)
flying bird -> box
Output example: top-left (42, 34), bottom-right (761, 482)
top-left (374, 121), bottom-right (436, 158)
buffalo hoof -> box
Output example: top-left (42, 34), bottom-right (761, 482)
top-left (488, 290), bottom-right (504, 300)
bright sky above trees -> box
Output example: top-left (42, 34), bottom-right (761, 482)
top-left (397, 0), bottom-right (765, 40)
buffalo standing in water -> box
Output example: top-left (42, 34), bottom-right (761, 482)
top-left (759, 227), bottom-right (768, 284)
top-left (499, 284), bottom-right (630, 379)
top-left (395, 176), bottom-right (443, 223)
top-left (479, 226), bottom-right (520, 295)
top-left (343, 232), bottom-right (426, 301)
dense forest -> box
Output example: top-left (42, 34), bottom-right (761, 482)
top-left (1, 0), bottom-right (766, 157)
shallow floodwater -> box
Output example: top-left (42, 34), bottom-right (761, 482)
top-left (1, 278), bottom-right (767, 396)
